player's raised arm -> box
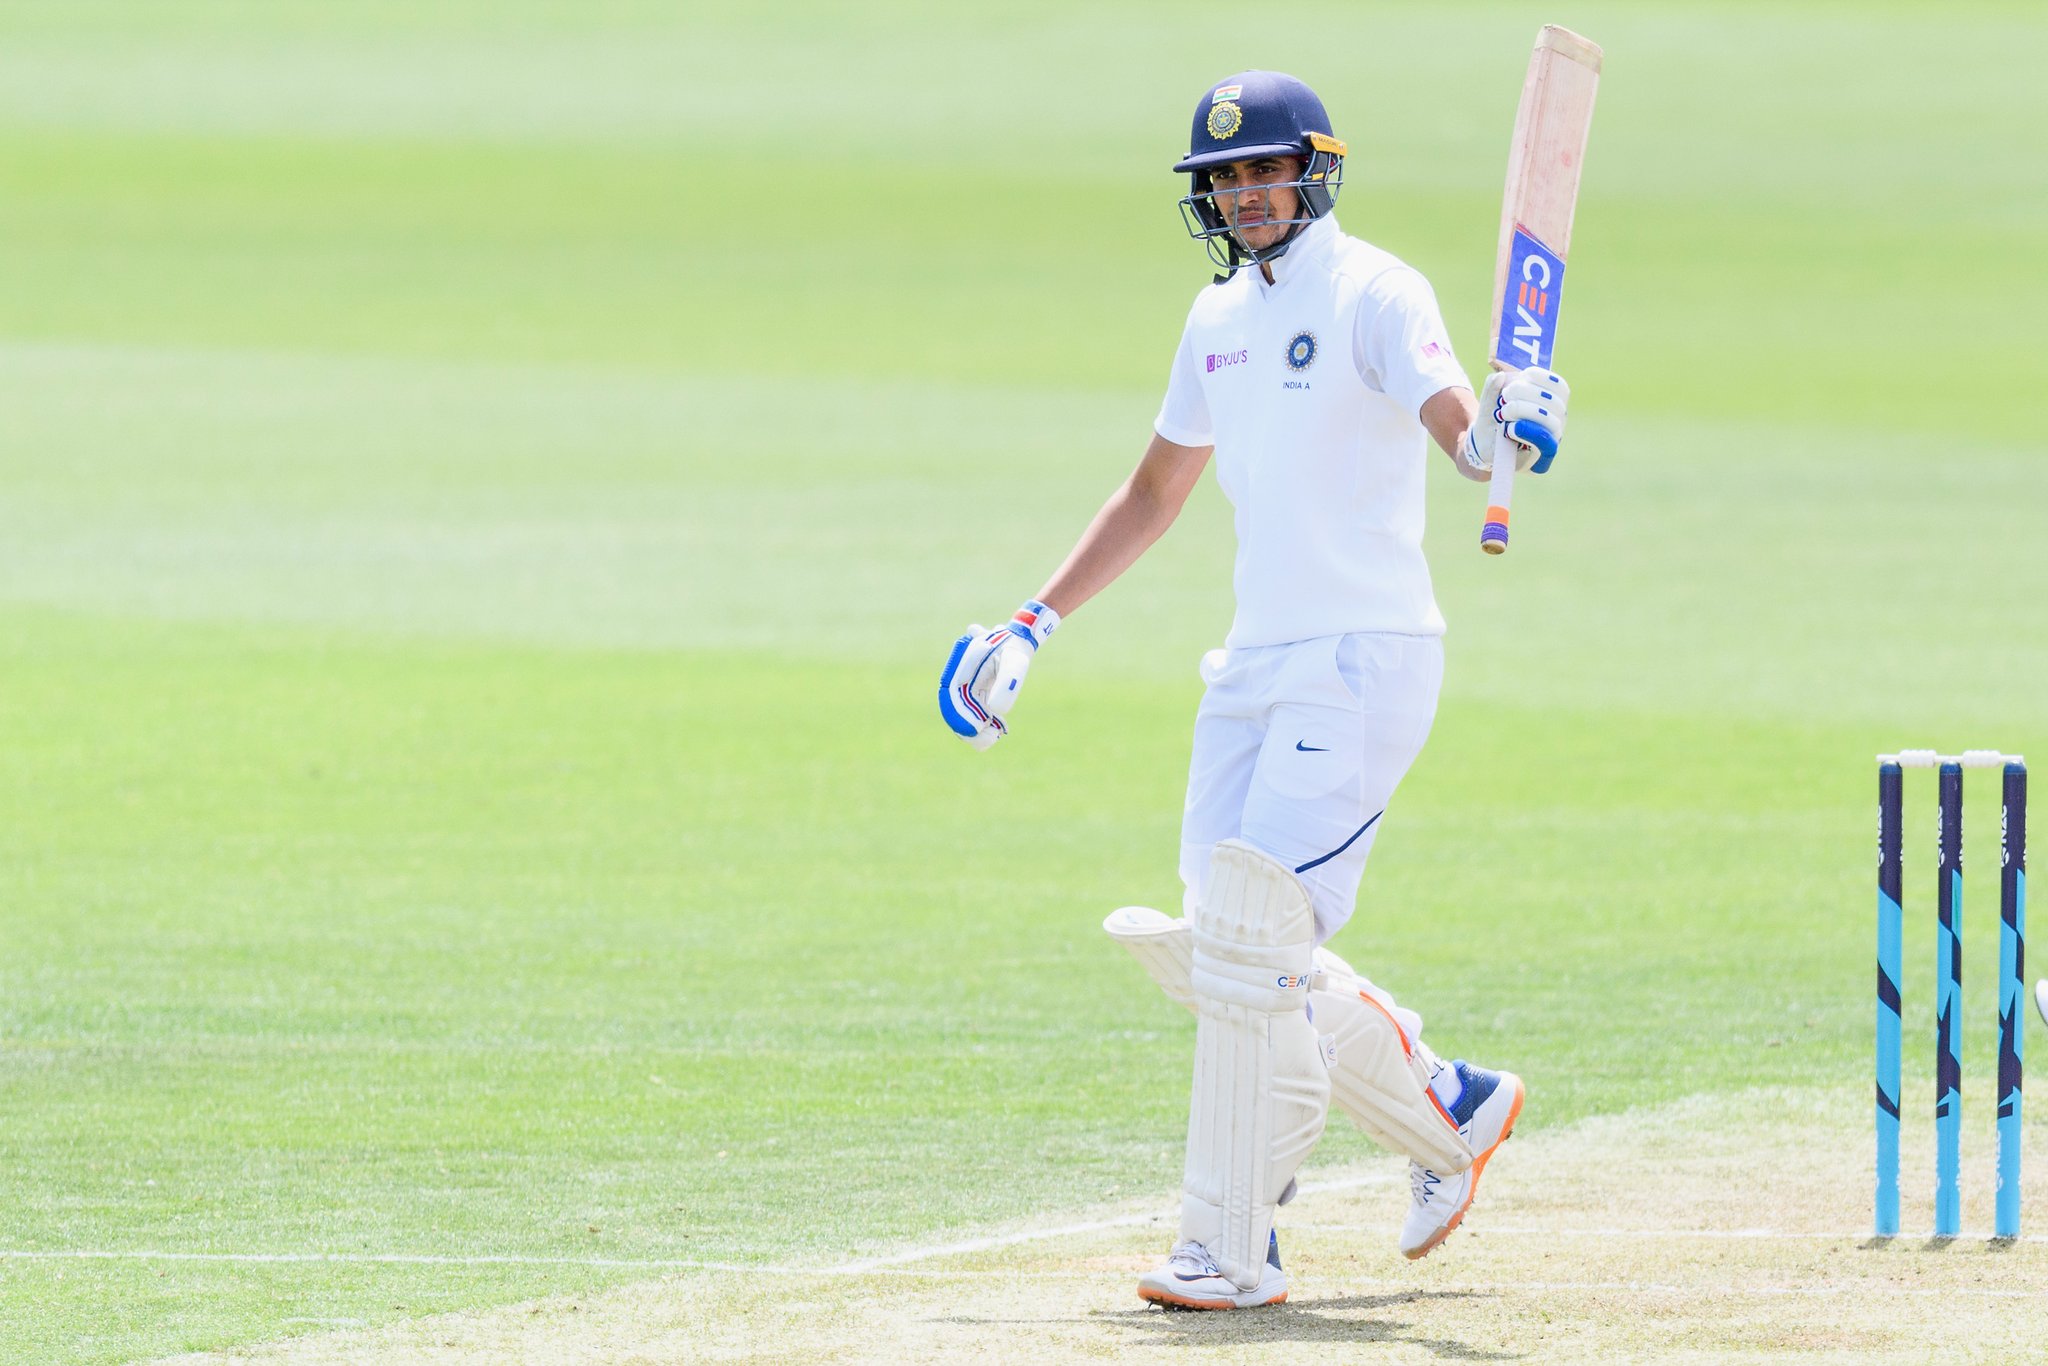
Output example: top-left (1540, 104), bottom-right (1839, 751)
top-left (1346, 266), bottom-right (1567, 489)
top-left (936, 433), bottom-right (1211, 752)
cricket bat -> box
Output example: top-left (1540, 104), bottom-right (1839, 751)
top-left (1480, 25), bottom-right (1601, 555)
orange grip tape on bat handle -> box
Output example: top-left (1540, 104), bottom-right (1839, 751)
top-left (1480, 424), bottom-right (1517, 554)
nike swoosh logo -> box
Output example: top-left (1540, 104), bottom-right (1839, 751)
top-left (1295, 741), bottom-right (1329, 752)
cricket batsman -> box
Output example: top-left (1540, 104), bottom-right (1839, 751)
top-left (938, 72), bottom-right (1570, 1309)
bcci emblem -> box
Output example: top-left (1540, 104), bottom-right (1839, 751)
top-left (1285, 331), bottom-right (1317, 371)
top-left (1206, 100), bottom-right (1243, 141)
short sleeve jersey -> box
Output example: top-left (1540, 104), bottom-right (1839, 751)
top-left (1154, 215), bottom-right (1468, 648)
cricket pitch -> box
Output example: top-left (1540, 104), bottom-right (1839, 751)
top-left (161, 1087), bottom-right (2048, 1363)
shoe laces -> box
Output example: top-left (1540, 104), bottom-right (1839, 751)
top-left (1409, 1163), bottom-right (1443, 1205)
top-left (1167, 1240), bottom-right (1220, 1276)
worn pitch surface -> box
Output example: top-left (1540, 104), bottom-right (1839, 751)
top-left (157, 1091), bottom-right (2048, 1363)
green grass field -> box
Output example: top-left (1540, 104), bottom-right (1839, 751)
top-left (2, 3), bottom-right (2045, 1360)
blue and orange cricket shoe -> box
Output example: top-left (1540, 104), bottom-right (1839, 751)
top-left (1399, 1060), bottom-right (1524, 1259)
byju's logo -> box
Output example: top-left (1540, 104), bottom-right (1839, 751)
top-left (1206, 349), bottom-right (1248, 373)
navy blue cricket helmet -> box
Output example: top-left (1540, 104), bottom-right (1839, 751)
top-left (1174, 71), bottom-right (1346, 274)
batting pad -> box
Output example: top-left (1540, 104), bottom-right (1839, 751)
top-left (1181, 840), bottom-right (1330, 1291)
top-left (1311, 958), bottom-right (1473, 1174)
top-left (1102, 905), bottom-right (1197, 1010)
top-left (1104, 908), bottom-right (1472, 1174)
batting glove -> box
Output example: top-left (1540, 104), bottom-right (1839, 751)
top-left (938, 601), bottom-right (1060, 751)
top-left (1457, 367), bottom-right (1570, 474)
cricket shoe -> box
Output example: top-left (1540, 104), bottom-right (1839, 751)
top-left (1136, 1232), bottom-right (1287, 1310)
top-left (1398, 1061), bottom-right (1524, 1260)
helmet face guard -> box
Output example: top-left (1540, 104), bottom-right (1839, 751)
top-left (1172, 72), bottom-right (1347, 276)
top-left (1178, 141), bottom-right (1345, 273)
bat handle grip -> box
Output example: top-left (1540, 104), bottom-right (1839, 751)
top-left (1480, 424), bottom-right (1517, 555)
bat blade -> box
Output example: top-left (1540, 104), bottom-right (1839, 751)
top-left (1481, 25), bottom-right (1601, 555)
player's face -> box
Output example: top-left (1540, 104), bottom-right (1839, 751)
top-left (1207, 156), bottom-right (1305, 251)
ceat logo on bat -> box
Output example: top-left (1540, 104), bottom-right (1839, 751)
top-left (1494, 225), bottom-right (1567, 370)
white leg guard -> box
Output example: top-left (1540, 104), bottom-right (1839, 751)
top-left (1103, 905), bottom-right (1197, 1010)
top-left (1105, 906), bottom-right (1473, 1176)
top-left (1308, 957), bottom-right (1472, 1175)
top-left (1179, 840), bottom-right (1330, 1292)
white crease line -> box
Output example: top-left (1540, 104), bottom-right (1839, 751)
top-left (828, 1212), bottom-right (1168, 1275)
top-left (1389, 1277), bottom-right (2048, 1301)
top-left (829, 1170), bottom-right (1400, 1274)
top-left (0, 1173), bottom-right (1407, 1281)
top-left (0, 1251), bottom-right (750, 1271)
top-left (1292, 1172), bottom-right (1403, 1198)
top-left (0, 1250), bottom-right (1089, 1279)
top-left (7, 1230), bottom-right (2045, 1300)
top-left (1312, 1223), bottom-right (2048, 1243)
top-left (23, 1253), bottom-right (2032, 1300)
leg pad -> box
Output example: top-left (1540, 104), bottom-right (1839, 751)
top-left (1107, 899), bottom-right (1471, 1175)
top-left (1178, 841), bottom-right (1329, 1291)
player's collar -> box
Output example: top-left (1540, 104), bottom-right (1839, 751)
top-left (1257, 214), bottom-right (1339, 290)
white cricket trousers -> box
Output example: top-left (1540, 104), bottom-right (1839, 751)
top-left (1179, 631), bottom-right (1443, 944)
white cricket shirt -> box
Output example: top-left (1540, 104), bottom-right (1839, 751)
top-left (1154, 215), bottom-right (1468, 648)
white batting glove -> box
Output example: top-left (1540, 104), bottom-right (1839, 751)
top-left (937, 601), bottom-right (1060, 751)
top-left (1457, 367), bottom-right (1570, 474)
